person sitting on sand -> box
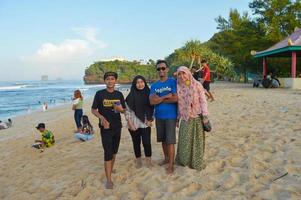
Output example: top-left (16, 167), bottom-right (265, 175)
top-left (32, 123), bottom-right (55, 152)
top-left (0, 119), bottom-right (12, 130)
top-left (126, 75), bottom-right (154, 168)
top-left (270, 72), bottom-right (281, 88)
top-left (175, 66), bottom-right (209, 171)
top-left (91, 71), bottom-right (126, 189)
top-left (74, 115), bottom-right (94, 141)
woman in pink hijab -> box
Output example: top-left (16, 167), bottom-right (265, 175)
top-left (176, 66), bottom-right (209, 170)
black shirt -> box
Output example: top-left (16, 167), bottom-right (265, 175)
top-left (193, 71), bottom-right (203, 81)
top-left (92, 89), bottom-right (126, 129)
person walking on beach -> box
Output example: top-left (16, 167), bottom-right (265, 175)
top-left (72, 90), bottom-right (84, 132)
top-left (91, 72), bottom-right (126, 189)
top-left (149, 60), bottom-right (178, 174)
top-left (126, 75), bottom-right (154, 168)
top-left (200, 59), bottom-right (214, 101)
top-left (42, 102), bottom-right (48, 111)
top-left (176, 66), bottom-right (209, 170)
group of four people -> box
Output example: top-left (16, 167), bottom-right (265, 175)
top-left (91, 60), bottom-right (210, 189)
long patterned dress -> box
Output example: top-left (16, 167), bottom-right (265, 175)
top-left (176, 116), bottom-right (205, 171)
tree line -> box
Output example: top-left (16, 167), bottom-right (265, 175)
top-left (207, 0), bottom-right (301, 81)
top-left (84, 0), bottom-right (301, 84)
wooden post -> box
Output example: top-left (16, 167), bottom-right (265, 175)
top-left (292, 51), bottom-right (296, 78)
top-left (263, 57), bottom-right (267, 76)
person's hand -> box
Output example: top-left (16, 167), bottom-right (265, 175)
top-left (113, 103), bottom-right (124, 112)
top-left (146, 120), bottom-right (152, 127)
top-left (164, 93), bottom-right (172, 99)
top-left (202, 115), bottom-right (209, 123)
top-left (100, 116), bottom-right (110, 129)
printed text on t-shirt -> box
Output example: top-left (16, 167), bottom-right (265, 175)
top-left (155, 86), bottom-right (172, 94)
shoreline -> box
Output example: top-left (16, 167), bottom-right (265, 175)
top-left (0, 83), bottom-right (130, 122)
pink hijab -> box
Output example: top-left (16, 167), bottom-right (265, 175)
top-left (177, 66), bottom-right (209, 121)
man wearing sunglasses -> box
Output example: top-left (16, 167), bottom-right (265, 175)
top-left (149, 60), bottom-right (178, 174)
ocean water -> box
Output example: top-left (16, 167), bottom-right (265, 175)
top-left (0, 80), bottom-right (129, 120)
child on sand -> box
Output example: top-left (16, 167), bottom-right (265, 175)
top-left (75, 115), bottom-right (94, 141)
top-left (32, 123), bottom-right (55, 152)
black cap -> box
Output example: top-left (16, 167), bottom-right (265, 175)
top-left (36, 123), bottom-right (45, 129)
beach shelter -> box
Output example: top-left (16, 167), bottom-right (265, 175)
top-left (253, 28), bottom-right (301, 88)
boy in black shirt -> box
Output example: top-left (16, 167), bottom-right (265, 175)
top-left (91, 72), bottom-right (126, 189)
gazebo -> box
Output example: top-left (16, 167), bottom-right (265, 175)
top-left (253, 28), bottom-right (301, 89)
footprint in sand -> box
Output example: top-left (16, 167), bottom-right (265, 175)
top-left (144, 189), bottom-right (164, 200)
top-left (177, 182), bottom-right (202, 196)
top-left (166, 181), bottom-right (190, 193)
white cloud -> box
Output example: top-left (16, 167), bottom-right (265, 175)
top-left (33, 39), bottom-right (91, 62)
top-left (15, 27), bottom-right (107, 80)
top-left (22, 27), bottom-right (107, 64)
top-left (72, 27), bottom-right (107, 48)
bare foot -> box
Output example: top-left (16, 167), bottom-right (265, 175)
top-left (105, 181), bottom-right (114, 189)
top-left (135, 158), bottom-right (142, 169)
top-left (158, 159), bottom-right (169, 166)
top-left (166, 166), bottom-right (174, 175)
top-left (145, 157), bottom-right (153, 168)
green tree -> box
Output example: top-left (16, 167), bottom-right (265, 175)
top-left (207, 1), bottom-right (301, 81)
top-left (84, 60), bottom-right (157, 84)
top-left (249, 0), bottom-right (301, 42)
top-left (166, 41), bottom-right (235, 79)
top-left (181, 40), bottom-right (203, 69)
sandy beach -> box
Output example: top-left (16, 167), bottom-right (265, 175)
top-left (0, 82), bottom-right (300, 200)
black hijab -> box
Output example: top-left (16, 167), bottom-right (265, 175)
top-left (126, 75), bottom-right (153, 121)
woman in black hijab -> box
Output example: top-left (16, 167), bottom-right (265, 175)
top-left (126, 75), bottom-right (154, 168)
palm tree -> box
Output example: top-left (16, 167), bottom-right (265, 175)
top-left (182, 40), bottom-right (203, 69)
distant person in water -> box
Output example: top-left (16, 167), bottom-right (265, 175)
top-left (75, 115), bottom-right (94, 141)
top-left (42, 102), bottom-right (48, 111)
top-left (72, 90), bottom-right (83, 132)
top-left (32, 123), bottom-right (55, 152)
top-left (91, 71), bottom-right (126, 189)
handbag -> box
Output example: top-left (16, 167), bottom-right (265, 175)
top-left (200, 115), bottom-right (212, 132)
top-left (203, 120), bottom-right (212, 132)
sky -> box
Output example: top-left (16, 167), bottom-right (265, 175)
top-left (0, 0), bottom-right (250, 81)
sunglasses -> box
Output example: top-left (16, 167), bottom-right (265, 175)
top-left (156, 67), bottom-right (166, 71)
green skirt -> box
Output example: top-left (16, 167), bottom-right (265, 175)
top-left (176, 117), bottom-right (205, 171)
